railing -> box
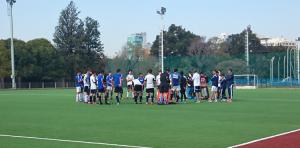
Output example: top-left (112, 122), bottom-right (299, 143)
top-left (0, 82), bottom-right (75, 89)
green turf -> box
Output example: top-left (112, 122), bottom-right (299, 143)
top-left (0, 88), bottom-right (300, 148)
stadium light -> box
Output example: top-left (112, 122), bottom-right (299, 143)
top-left (270, 57), bottom-right (275, 83)
top-left (245, 25), bottom-right (251, 85)
top-left (296, 37), bottom-right (300, 84)
top-left (157, 7), bottom-right (166, 73)
top-left (6, 0), bottom-right (16, 89)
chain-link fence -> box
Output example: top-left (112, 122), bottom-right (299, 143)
top-left (0, 81), bottom-right (75, 89)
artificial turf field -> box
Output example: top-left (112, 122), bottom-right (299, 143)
top-left (0, 88), bottom-right (299, 148)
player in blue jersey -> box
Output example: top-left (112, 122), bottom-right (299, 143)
top-left (75, 71), bottom-right (83, 102)
top-left (209, 70), bottom-right (219, 103)
top-left (170, 69), bottom-right (181, 103)
top-left (113, 69), bottom-right (123, 105)
top-left (105, 72), bottom-right (113, 104)
top-left (226, 68), bottom-right (234, 103)
top-left (97, 70), bottom-right (105, 104)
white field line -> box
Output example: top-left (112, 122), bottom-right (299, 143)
top-left (227, 128), bottom-right (300, 148)
top-left (0, 134), bottom-right (152, 148)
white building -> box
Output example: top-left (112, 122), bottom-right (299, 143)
top-left (259, 36), bottom-right (296, 47)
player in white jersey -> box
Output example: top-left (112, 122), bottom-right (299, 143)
top-left (144, 69), bottom-right (156, 104)
top-left (192, 70), bottom-right (201, 103)
top-left (90, 71), bottom-right (97, 104)
top-left (126, 70), bottom-right (134, 99)
top-left (83, 70), bottom-right (91, 103)
top-left (133, 77), bottom-right (143, 104)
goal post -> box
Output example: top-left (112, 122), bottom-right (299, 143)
top-left (234, 74), bottom-right (258, 89)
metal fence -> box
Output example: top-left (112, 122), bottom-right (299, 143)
top-left (0, 80), bottom-right (299, 89)
top-left (0, 82), bottom-right (75, 89)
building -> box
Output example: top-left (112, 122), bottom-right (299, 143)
top-left (259, 36), bottom-right (296, 47)
top-left (126, 32), bottom-right (151, 60)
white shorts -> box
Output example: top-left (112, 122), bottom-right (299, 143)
top-left (172, 86), bottom-right (181, 91)
top-left (76, 87), bottom-right (82, 93)
top-left (211, 86), bottom-right (218, 92)
top-left (106, 86), bottom-right (112, 91)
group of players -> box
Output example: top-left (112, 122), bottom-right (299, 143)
top-left (74, 68), bottom-right (234, 105)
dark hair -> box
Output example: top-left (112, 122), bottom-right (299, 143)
top-left (180, 71), bottom-right (184, 75)
top-left (100, 70), bottom-right (104, 74)
top-left (174, 68), bottom-right (178, 72)
top-left (117, 69), bottom-right (121, 73)
top-left (228, 68), bottom-right (233, 72)
top-left (148, 69), bottom-right (152, 73)
top-left (166, 68), bottom-right (170, 72)
top-left (128, 69), bottom-right (132, 73)
top-left (139, 73), bottom-right (143, 75)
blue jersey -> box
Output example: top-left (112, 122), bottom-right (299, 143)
top-left (75, 74), bottom-right (83, 87)
top-left (113, 73), bottom-right (123, 86)
top-left (138, 77), bottom-right (144, 85)
top-left (211, 75), bottom-right (219, 87)
top-left (97, 74), bottom-right (104, 89)
top-left (226, 73), bottom-right (234, 86)
top-left (106, 75), bottom-right (113, 87)
top-left (171, 72), bottom-right (180, 86)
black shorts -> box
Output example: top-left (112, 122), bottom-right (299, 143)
top-left (134, 85), bottom-right (143, 92)
top-left (194, 86), bottom-right (201, 93)
top-left (159, 83), bottom-right (169, 93)
top-left (91, 89), bottom-right (97, 94)
top-left (114, 86), bottom-right (122, 93)
top-left (180, 87), bottom-right (186, 93)
top-left (84, 86), bottom-right (90, 93)
top-left (98, 88), bottom-right (105, 93)
top-left (127, 85), bottom-right (133, 90)
top-left (146, 88), bottom-right (154, 93)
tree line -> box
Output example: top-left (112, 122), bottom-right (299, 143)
top-left (0, 1), bottom-right (105, 86)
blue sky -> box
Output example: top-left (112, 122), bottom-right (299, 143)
top-left (1, 0), bottom-right (299, 57)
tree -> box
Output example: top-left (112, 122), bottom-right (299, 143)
top-left (25, 38), bottom-right (65, 81)
top-left (82, 17), bottom-right (105, 70)
top-left (53, 1), bottom-right (84, 79)
top-left (151, 24), bottom-right (199, 56)
top-left (53, 1), bottom-right (106, 79)
top-left (226, 28), bottom-right (264, 58)
top-left (0, 40), bottom-right (10, 88)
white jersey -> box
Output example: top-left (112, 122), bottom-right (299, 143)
top-left (90, 75), bottom-right (97, 90)
top-left (133, 79), bottom-right (142, 86)
top-left (192, 72), bottom-right (200, 87)
top-left (145, 74), bottom-right (155, 89)
top-left (156, 74), bottom-right (161, 86)
top-left (126, 74), bottom-right (134, 85)
top-left (218, 75), bottom-right (222, 87)
top-left (83, 74), bottom-right (90, 87)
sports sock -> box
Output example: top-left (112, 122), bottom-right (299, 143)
top-left (146, 96), bottom-right (149, 103)
top-left (134, 96), bottom-right (138, 103)
top-left (151, 95), bottom-right (154, 103)
top-left (116, 95), bottom-right (120, 103)
top-left (176, 95), bottom-right (180, 102)
top-left (139, 96), bottom-right (142, 103)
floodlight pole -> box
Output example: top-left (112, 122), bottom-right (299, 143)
top-left (278, 57), bottom-right (280, 81)
top-left (270, 57), bottom-right (275, 83)
top-left (286, 48), bottom-right (290, 78)
top-left (283, 56), bottom-right (286, 80)
top-left (7, 0), bottom-right (16, 89)
top-left (157, 7), bottom-right (166, 73)
top-left (296, 38), bottom-right (300, 84)
top-left (245, 25), bottom-right (250, 85)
